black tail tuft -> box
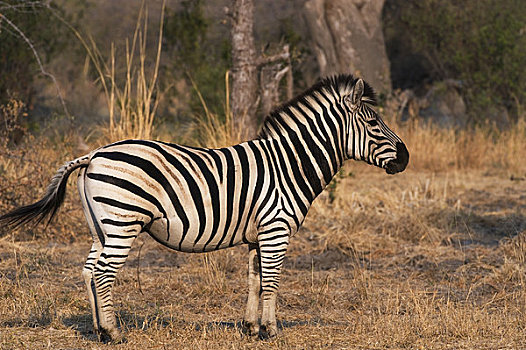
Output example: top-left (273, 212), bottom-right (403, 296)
top-left (0, 156), bottom-right (89, 234)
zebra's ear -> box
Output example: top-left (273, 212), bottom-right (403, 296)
top-left (351, 79), bottom-right (365, 105)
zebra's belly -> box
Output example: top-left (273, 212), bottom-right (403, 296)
top-left (146, 215), bottom-right (256, 253)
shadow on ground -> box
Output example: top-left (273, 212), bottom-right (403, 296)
top-left (445, 208), bottom-right (526, 246)
top-left (62, 311), bottom-right (329, 342)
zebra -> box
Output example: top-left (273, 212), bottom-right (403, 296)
top-left (0, 75), bottom-right (408, 342)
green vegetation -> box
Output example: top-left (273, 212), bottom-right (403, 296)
top-left (163, 0), bottom-right (231, 118)
top-left (385, 0), bottom-right (526, 121)
top-left (3, 0), bottom-right (526, 130)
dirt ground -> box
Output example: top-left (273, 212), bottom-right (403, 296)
top-left (1, 166), bottom-right (526, 349)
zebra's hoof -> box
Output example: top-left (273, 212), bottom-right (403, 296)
top-left (259, 324), bottom-right (278, 340)
top-left (241, 320), bottom-right (260, 337)
top-left (97, 327), bottom-right (126, 344)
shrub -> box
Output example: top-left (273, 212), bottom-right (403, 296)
top-left (383, 0), bottom-right (526, 122)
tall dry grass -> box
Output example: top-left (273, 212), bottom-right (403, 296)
top-left (391, 116), bottom-right (526, 174)
top-left (185, 71), bottom-right (243, 148)
top-left (65, 1), bottom-right (165, 143)
top-left (0, 135), bottom-right (84, 240)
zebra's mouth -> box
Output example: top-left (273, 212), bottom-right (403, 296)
top-left (385, 142), bottom-right (409, 174)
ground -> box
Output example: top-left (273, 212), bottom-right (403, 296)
top-left (1, 165), bottom-right (526, 349)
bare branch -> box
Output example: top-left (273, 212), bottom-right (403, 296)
top-left (0, 1), bottom-right (47, 12)
top-left (256, 44), bottom-right (290, 67)
top-left (0, 11), bottom-right (70, 118)
top-left (285, 59), bottom-right (293, 100)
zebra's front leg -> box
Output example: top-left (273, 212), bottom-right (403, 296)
top-left (258, 226), bottom-right (290, 339)
top-left (242, 243), bottom-right (261, 336)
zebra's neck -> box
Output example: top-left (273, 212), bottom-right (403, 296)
top-left (257, 87), bottom-right (347, 202)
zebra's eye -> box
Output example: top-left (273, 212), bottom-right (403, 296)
top-left (367, 119), bottom-right (378, 127)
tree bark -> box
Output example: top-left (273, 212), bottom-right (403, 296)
top-left (303, 0), bottom-right (391, 93)
top-left (259, 44), bottom-right (293, 117)
top-left (230, 0), bottom-right (258, 140)
top-left (260, 64), bottom-right (291, 117)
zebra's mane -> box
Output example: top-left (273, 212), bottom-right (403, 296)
top-left (258, 74), bottom-right (377, 138)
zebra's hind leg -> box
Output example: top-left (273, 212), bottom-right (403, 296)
top-left (242, 243), bottom-right (261, 336)
top-left (82, 242), bottom-right (103, 334)
top-left (78, 170), bottom-right (106, 337)
top-left (91, 230), bottom-right (137, 343)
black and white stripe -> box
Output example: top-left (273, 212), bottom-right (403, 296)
top-left (0, 74), bottom-right (408, 341)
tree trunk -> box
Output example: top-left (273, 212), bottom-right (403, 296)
top-left (303, 0), bottom-right (391, 93)
top-left (230, 0), bottom-right (258, 140)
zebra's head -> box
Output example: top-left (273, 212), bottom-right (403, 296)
top-left (344, 78), bottom-right (409, 174)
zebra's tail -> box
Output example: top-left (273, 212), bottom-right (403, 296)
top-left (0, 155), bottom-right (91, 232)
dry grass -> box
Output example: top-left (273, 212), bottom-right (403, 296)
top-left (392, 117), bottom-right (526, 175)
top-left (1, 106), bottom-right (526, 348)
top-left (182, 71), bottom-right (244, 148)
top-left (66, 1), bottom-right (165, 143)
top-left (0, 130), bottom-right (85, 241)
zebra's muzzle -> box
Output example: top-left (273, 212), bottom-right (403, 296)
top-left (385, 142), bottom-right (409, 174)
